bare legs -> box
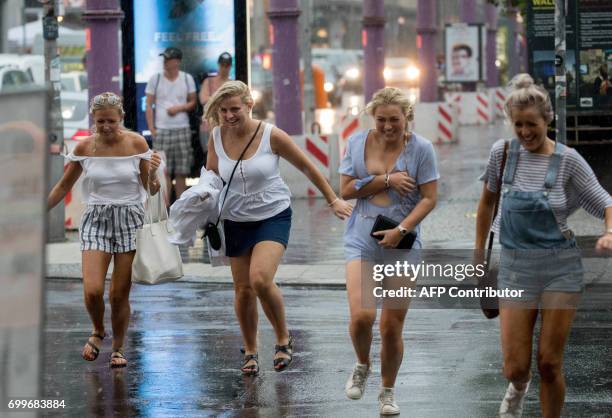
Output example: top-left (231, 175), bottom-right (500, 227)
top-left (229, 241), bottom-right (290, 369)
top-left (500, 293), bottom-right (578, 418)
top-left (346, 260), bottom-right (409, 387)
top-left (81, 250), bottom-right (135, 366)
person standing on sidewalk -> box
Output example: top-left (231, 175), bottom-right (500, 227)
top-left (339, 87), bottom-right (439, 415)
top-left (475, 74), bottom-right (612, 418)
top-left (199, 52), bottom-right (233, 156)
top-left (204, 80), bottom-right (353, 376)
top-left (145, 47), bottom-right (197, 200)
top-left (48, 92), bottom-right (162, 368)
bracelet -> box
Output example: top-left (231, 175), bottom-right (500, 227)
top-left (384, 173), bottom-right (390, 189)
top-left (606, 227), bottom-right (612, 235)
top-left (328, 197), bottom-right (340, 207)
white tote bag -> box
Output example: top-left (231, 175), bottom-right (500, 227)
top-left (132, 187), bottom-right (183, 285)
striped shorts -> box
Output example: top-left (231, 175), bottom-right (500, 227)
top-left (79, 204), bottom-right (145, 253)
top-left (155, 127), bottom-right (193, 176)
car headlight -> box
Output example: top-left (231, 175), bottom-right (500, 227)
top-left (383, 67), bottom-right (391, 80)
top-left (406, 65), bottom-right (420, 80)
top-left (346, 67), bottom-right (360, 80)
top-left (62, 106), bottom-right (75, 120)
top-left (251, 89), bottom-right (262, 103)
top-left (324, 82), bottom-right (334, 92)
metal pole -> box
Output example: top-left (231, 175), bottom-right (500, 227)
top-left (363, 0), bottom-right (385, 103)
top-left (485, 3), bottom-right (499, 88)
top-left (82, 0), bottom-right (124, 100)
top-left (554, 0), bottom-right (566, 145)
top-left (300, 0), bottom-right (315, 133)
top-left (416, 0), bottom-right (437, 102)
top-left (43, 0), bottom-right (65, 242)
top-left (268, 0), bottom-right (303, 135)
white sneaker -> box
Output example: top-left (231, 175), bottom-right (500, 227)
top-left (378, 387), bottom-right (400, 415)
top-left (499, 380), bottom-right (530, 418)
top-left (345, 363), bottom-right (370, 400)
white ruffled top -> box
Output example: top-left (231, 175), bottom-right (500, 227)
top-left (65, 149), bottom-right (153, 205)
top-left (213, 123), bottom-right (291, 222)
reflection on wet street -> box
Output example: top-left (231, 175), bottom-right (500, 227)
top-left (44, 280), bottom-right (612, 417)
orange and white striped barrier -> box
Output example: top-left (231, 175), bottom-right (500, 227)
top-left (493, 87), bottom-right (508, 119)
top-left (413, 102), bottom-right (459, 145)
top-left (64, 164), bottom-right (85, 230)
top-left (436, 102), bottom-right (457, 144)
top-left (279, 133), bottom-right (341, 198)
top-left (305, 134), bottom-right (330, 197)
top-left (338, 113), bottom-right (360, 157)
top-left (476, 92), bottom-right (492, 125)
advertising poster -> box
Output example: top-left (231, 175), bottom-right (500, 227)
top-left (445, 24), bottom-right (482, 83)
top-left (577, 0), bottom-right (612, 109)
top-left (132, 0), bottom-right (237, 134)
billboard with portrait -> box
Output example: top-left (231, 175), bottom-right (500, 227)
top-left (445, 24), bottom-right (483, 83)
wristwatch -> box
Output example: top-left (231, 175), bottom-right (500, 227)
top-left (397, 225), bottom-right (409, 236)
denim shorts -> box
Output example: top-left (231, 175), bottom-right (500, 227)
top-left (497, 247), bottom-right (584, 300)
top-left (223, 206), bottom-right (292, 257)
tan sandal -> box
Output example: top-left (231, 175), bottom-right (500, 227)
top-left (82, 333), bottom-right (104, 361)
top-left (109, 349), bottom-right (127, 369)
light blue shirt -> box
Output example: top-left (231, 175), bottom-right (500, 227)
top-left (339, 130), bottom-right (439, 238)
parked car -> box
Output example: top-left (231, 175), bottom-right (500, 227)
top-left (60, 71), bottom-right (87, 92)
top-left (61, 91), bottom-right (89, 151)
top-left (0, 54), bottom-right (44, 85)
top-left (0, 64), bottom-right (34, 92)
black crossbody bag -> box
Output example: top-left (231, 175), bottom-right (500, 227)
top-left (204, 122), bottom-right (262, 250)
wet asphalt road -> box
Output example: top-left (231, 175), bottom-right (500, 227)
top-left (43, 279), bottom-right (612, 418)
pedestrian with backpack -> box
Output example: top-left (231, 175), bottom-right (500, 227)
top-left (145, 47), bottom-right (197, 200)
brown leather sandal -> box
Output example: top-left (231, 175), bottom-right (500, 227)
top-left (241, 352), bottom-right (259, 376)
top-left (83, 333), bottom-right (104, 361)
top-left (273, 335), bottom-right (294, 372)
top-left (109, 349), bottom-right (127, 369)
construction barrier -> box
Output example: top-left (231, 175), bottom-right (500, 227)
top-left (280, 133), bottom-right (341, 198)
top-left (413, 101), bottom-right (459, 144)
top-left (492, 87), bottom-right (508, 119)
top-left (64, 164), bottom-right (84, 230)
top-left (444, 92), bottom-right (493, 126)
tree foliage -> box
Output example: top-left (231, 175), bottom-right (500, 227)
top-left (486, 0), bottom-right (528, 17)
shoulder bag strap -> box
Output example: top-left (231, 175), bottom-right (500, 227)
top-left (487, 140), bottom-right (509, 254)
top-left (215, 121), bottom-right (263, 225)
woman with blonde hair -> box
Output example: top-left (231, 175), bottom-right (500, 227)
top-left (476, 74), bottom-right (612, 417)
top-left (48, 92), bottom-right (162, 368)
top-left (339, 87), bottom-right (439, 415)
top-left (204, 80), bottom-right (353, 375)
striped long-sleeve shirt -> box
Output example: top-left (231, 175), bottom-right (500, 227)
top-left (481, 139), bottom-right (612, 234)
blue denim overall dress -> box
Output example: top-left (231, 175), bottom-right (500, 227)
top-left (497, 139), bottom-right (584, 298)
